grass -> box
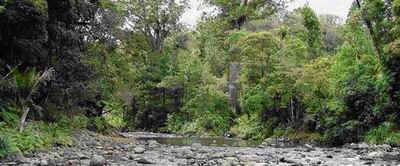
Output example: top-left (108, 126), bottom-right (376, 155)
top-left (364, 122), bottom-right (400, 146)
top-left (0, 115), bottom-right (89, 158)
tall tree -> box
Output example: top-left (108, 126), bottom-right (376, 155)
top-left (300, 6), bottom-right (322, 58)
top-left (125, 0), bottom-right (187, 51)
top-left (204, 0), bottom-right (284, 29)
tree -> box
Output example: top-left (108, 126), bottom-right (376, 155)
top-left (204, 0), bottom-right (284, 29)
top-left (300, 6), bottom-right (322, 58)
top-left (125, 0), bottom-right (188, 51)
top-left (1, 68), bottom-right (54, 131)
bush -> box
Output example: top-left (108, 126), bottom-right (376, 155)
top-left (87, 117), bottom-right (111, 134)
top-left (0, 104), bottom-right (87, 158)
top-left (230, 114), bottom-right (277, 140)
top-left (0, 122), bottom-right (74, 158)
top-left (364, 122), bottom-right (400, 146)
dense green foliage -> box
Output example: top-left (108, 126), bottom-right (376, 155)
top-left (2, 0), bottom-right (400, 158)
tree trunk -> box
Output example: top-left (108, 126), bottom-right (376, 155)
top-left (228, 62), bottom-right (241, 114)
top-left (19, 106), bottom-right (30, 132)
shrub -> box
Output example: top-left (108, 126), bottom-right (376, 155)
top-left (364, 122), bottom-right (400, 146)
top-left (230, 114), bottom-right (277, 140)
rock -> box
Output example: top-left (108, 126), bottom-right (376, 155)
top-left (15, 156), bottom-right (29, 164)
top-left (184, 150), bottom-right (195, 159)
top-left (375, 144), bottom-right (392, 151)
top-left (224, 151), bottom-right (236, 157)
top-left (147, 140), bottom-right (160, 149)
top-left (279, 157), bottom-right (298, 164)
top-left (89, 155), bottom-right (107, 166)
top-left (123, 144), bottom-right (135, 150)
top-left (133, 147), bottom-right (146, 154)
top-left (191, 143), bottom-right (202, 149)
top-left (39, 159), bottom-right (48, 166)
top-left (263, 138), bottom-right (275, 145)
top-left (304, 144), bottom-right (315, 150)
top-left (367, 151), bottom-right (386, 158)
top-left (244, 161), bottom-right (258, 166)
top-left (121, 157), bottom-right (129, 161)
top-left (212, 152), bottom-right (225, 159)
top-left (77, 152), bottom-right (89, 159)
top-left (3, 162), bottom-right (17, 165)
top-left (237, 155), bottom-right (252, 162)
top-left (137, 157), bottom-right (154, 164)
top-left (220, 158), bottom-right (235, 166)
top-left (127, 153), bottom-right (139, 160)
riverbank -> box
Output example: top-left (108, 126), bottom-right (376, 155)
top-left (1, 130), bottom-right (400, 165)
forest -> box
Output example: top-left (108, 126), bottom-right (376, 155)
top-left (1, 0), bottom-right (400, 162)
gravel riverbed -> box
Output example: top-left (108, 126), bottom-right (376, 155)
top-left (1, 130), bottom-right (400, 166)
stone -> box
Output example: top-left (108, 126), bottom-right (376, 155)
top-left (254, 163), bottom-right (268, 166)
top-left (224, 151), bottom-right (236, 157)
top-left (89, 155), bottom-right (107, 166)
top-left (263, 138), bottom-right (275, 145)
top-left (39, 159), bottom-right (48, 166)
top-left (123, 144), bottom-right (135, 150)
top-left (212, 152), bottom-right (225, 159)
top-left (77, 152), bottom-right (89, 159)
top-left (3, 162), bottom-right (17, 165)
top-left (133, 147), bottom-right (145, 154)
top-left (147, 140), bottom-right (160, 149)
top-left (304, 144), bottom-right (315, 150)
top-left (121, 157), bottom-right (129, 161)
top-left (191, 143), bottom-right (202, 149)
top-left (127, 153), bottom-right (139, 160)
top-left (137, 157), bottom-right (154, 164)
top-left (367, 151), bottom-right (386, 158)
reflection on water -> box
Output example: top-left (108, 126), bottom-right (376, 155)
top-left (137, 137), bottom-right (264, 147)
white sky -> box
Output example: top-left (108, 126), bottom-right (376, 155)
top-left (181, 0), bottom-right (354, 27)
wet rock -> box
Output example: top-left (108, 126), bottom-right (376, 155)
top-left (137, 157), bottom-right (154, 164)
top-left (133, 147), bottom-right (145, 154)
top-left (89, 155), bottom-right (107, 166)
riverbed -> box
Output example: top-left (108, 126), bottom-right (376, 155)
top-left (1, 131), bottom-right (400, 165)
